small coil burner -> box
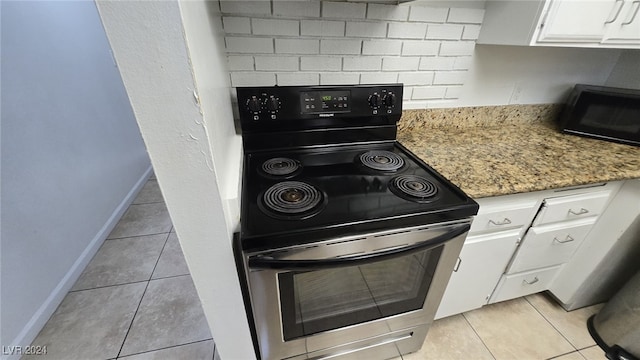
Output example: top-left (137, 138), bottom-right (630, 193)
top-left (260, 157), bottom-right (302, 179)
top-left (389, 175), bottom-right (439, 203)
top-left (259, 181), bottom-right (326, 219)
top-left (359, 150), bottom-right (405, 172)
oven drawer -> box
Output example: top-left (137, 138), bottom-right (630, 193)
top-left (508, 216), bottom-right (597, 273)
top-left (489, 266), bottom-right (561, 304)
top-left (533, 191), bottom-right (611, 226)
top-left (470, 199), bottom-right (538, 234)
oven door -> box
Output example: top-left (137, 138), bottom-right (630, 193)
top-left (246, 220), bottom-right (470, 360)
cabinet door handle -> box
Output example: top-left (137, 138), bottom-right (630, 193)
top-left (568, 208), bottom-right (589, 216)
top-left (553, 235), bottom-right (575, 244)
top-left (489, 218), bottom-right (512, 226)
top-left (453, 257), bottom-right (462, 272)
top-left (523, 277), bottom-right (539, 285)
top-left (622, 0), bottom-right (640, 25)
top-left (605, 0), bottom-right (625, 23)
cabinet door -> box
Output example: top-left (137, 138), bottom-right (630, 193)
top-left (603, 0), bottom-right (640, 44)
top-left (537, 0), bottom-right (619, 42)
top-left (435, 230), bottom-right (520, 319)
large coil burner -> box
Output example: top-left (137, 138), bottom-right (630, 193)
top-left (259, 181), bottom-right (326, 219)
top-left (359, 150), bottom-right (405, 172)
top-left (389, 175), bottom-right (439, 203)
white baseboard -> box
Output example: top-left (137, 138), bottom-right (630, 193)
top-left (1, 165), bottom-right (153, 360)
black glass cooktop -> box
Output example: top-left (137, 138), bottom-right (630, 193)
top-left (240, 142), bottom-right (478, 251)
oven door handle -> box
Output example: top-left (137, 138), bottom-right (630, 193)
top-left (248, 223), bottom-right (470, 270)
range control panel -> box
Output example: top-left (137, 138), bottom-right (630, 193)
top-left (237, 84), bottom-right (403, 131)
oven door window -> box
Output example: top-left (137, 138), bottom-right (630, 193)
top-left (278, 245), bottom-right (443, 341)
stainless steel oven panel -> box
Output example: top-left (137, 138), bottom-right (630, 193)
top-left (246, 219), bottom-right (471, 360)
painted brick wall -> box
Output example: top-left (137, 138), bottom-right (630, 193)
top-left (219, 1), bottom-right (484, 108)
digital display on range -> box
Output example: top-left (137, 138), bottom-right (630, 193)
top-left (300, 91), bottom-right (351, 114)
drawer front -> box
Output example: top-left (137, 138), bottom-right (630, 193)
top-left (508, 217), bottom-right (597, 273)
top-left (533, 191), bottom-right (610, 226)
top-left (471, 200), bottom-right (538, 234)
top-left (489, 266), bottom-right (560, 304)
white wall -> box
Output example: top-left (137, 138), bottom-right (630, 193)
top-left (605, 50), bottom-right (640, 89)
top-left (0, 1), bottom-right (151, 355)
top-left (95, 1), bottom-right (255, 359)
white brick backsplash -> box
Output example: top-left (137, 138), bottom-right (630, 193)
top-left (419, 56), bottom-right (455, 70)
top-left (301, 56), bottom-right (342, 71)
top-left (277, 72), bottom-right (320, 86)
top-left (231, 72), bottom-right (275, 87)
top-left (223, 17), bottom-right (250, 34)
top-left (301, 20), bottom-right (345, 37)
top-left (275, 39), bottom-right (319, 54)
top-left (252, 19), bottom-right (299, 36)
top-left (342, 56), bottom-right (382, 71)
top-left (402, 40), bottom-right (439, 56)
top-left (453, 56), bottom-right (472, 70)
top-left (445, 86), bottom-right (463, 99)
top-left (388, 23), bottom-right (427, 39)
top-left (360, 72), bottom-right (398, 84)
top-left (320, 72), bottom-right (360, 85)
top-left (255, 56), bottom-right (299, 71)
top-left (426, 24), bottom-right (463, 40)
top-left (273, 1), bottom-right (320, 18)
top-left (412, 86), bottom-right (446, 99)
top-left (226, 37), bottom-right (273, 53)
top-left (447, 8), bottom-right (485, 24)
top-left (322, 2), bottom-right (366, 19)
top-left (462, 25), bottom-right (482, 40)
top-left (227, 55), bottom-right (254, 71)
top-left (362, 40), bottom-right (402, 55)
top-left (408, 7), bottom-right (448, 22)
top-left (433, 71), bottom-right (467, 85)
top-left (382, 57), bottom-right (420, 71)
top-left (398, 72), bottom-right (434, 86)
top-left (220, 1), bottom-right (271, 15)
top-left (346, 22), bottom-right (387, 38)
top-left (321, 39), bottom-right (362, 55)
top-left (402, 87), bottom-right (413, 100)
top-left (367, 4), bottom-right (409, 21)
top-left (439, 41), bottom-right (475, 56)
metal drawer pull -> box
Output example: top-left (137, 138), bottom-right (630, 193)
top-left (453, 257), bottom-right (462, 272)
top-left (622, 1), bottom-right (640, 25)
top-left (605, 0), bottom-right (624, 23)
top-left (523, 277), bottom-right (539, 285)
top-left (489, 218), bottom-right (512, 226)
top-left (568, 208), bottom-right (589, 216)
top-left (554, 235), bottom-right (575, 244)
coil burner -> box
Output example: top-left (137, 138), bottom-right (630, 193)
top-left (359, 150), bottom-right (405, 172)
top-left (260, 157), bottom-right (302, 179)
top-left (389, 175), bottom-right (439, 203)
top-left (259, 181), bottom-right (326, 220)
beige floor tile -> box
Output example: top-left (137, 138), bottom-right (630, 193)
top-left (108, 203), bottom-right (172, 239)
top-left (72, 234), bottom-right (167, 291)
top-left (526, 293), bottom-right (602, 349)
top-left (133, 180), bottom-right (164, 204)
top-left (402, 314), bottom-right (494, 360)
top-left (119, 339), bottom-right (214, 359)
top-left (119, 275), bottom-right (211, 356)
top-left (552, 351), bottom-right (586, 360)
top-left (579, 346), bottom-right (606, 360)
top-left (151, 232), bottom-right (190, 279)
top-left (464, 298), bottom-right (575, 360)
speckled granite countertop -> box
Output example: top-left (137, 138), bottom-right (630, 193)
top-left (397, 105), bottom-right (640, 199)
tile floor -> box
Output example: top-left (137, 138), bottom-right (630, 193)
top-left (29, 176), bottom-right (607, 360)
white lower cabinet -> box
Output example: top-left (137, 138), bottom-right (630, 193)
top-left (489, 265), bottom-right (561, 304)
top-left (435, 229), bottom-right (520, 319)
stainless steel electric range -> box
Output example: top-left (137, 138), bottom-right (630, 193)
top-left (234, 84), bottom-right (478, 360)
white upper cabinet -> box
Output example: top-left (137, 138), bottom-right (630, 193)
top-left (478, 0), bottom-right (640, 48)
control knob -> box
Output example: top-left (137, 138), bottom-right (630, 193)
top-left (368, 93), bottom-right (381, 108)
top-left (265, 96), bottom-right (280, 112)
top-left (246, 96), bottom-right (261, 113)
top-left (383, 93), bottom-right (396, 108)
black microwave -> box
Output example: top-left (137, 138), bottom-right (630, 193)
top-left (557, 84), bottom-right (640, 147)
